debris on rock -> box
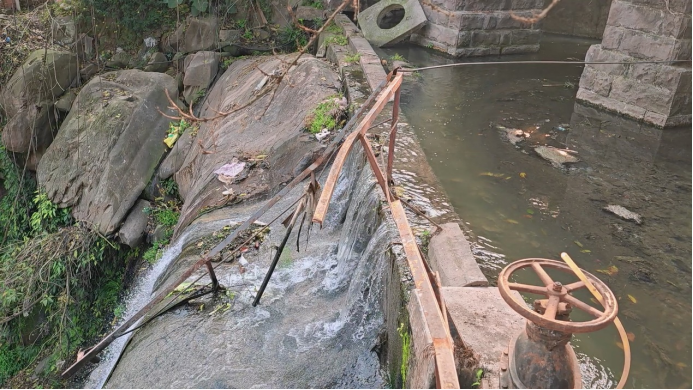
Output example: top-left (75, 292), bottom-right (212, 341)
top-left (215, 158), bottom-right (246, 183)
top-left (603, 204), bottom-right (642, 224)
top-left (534, 145), bottom-right (579, 168)
top-left (315, 128), bottom-right (330, 141)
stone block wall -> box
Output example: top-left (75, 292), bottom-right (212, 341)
top-left (410, 0), bottom-right (544, 56)
top-left (541, 0), bottom-right (612, 38)
top-left (577, 0), bottom-right (692, 127)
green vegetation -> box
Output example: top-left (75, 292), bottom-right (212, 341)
top-left (419, 229), bottom-right (432, 251)
top-left (325, 22), bottom-right (342, 34)
top-left (398, 322), bottom-right (411, 385)
top-left (325, 34), bottom-right (348, 46)
top-left (278, 24), bottom-right (309, 51)
top-left (258, 0), bottom-right (273, 18)
top-left (191, 88), bottom-right (207, 106)
top-left (344, 53), bottom-right (361, 64)
top-left (390, 53), bottom-right (405, 62)
top-left (302, 0), bottom-right (324, 9)
top-left (426, 43), bottom-right (434, 49)
top-left (164, 0), bottom-right (209, 16)
top-left (306, 98), bottom-right (340, 134)
top-left (0, 145), bottom-right (36, 245)
top-left (142, 185), bottom-right (181, 264)
top-left (472, 368), bottom-right (484, 388)
top-left (91, 0), bottom-right (179, 34)
top-left (0, 145), bottom-right (128, 386)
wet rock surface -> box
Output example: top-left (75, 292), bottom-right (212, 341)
top-left (104, 150), bottom-right (390, 388)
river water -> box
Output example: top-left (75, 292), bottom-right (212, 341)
top-left (384, 35), bottom-right (692, 389)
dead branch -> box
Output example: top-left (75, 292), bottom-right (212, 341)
top-left (510, 0), bottom-right (561, 24)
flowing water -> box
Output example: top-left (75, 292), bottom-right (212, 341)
top-left (84, 148), bottom-right (395, 388)
top-left (384, 35), bottom-right (692, 389)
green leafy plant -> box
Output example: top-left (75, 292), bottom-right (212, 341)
top-left (91, 0), bottom-right (178, 34)
top-left (278, 25), bottom-right (309, 51)
top-left (30, 192), bottom-right (71, 233)
top-left (0, 144), bottom-right (36, 245)
top-left (258, 0), bottom-right (272, 18)
top-left (0, 146), bottom-right (126, 386)
top-left (344, 53), bottom-right (361, 64)
top-left (426, 43), bottom-right (434, 49)
top-left (142, 196), bottom-right (181, 264)
top-left (390, 53), bottom-right (405, 62)
top-left (325, 34), bottom-right (348, 46)
top-left (472, 368), bottom-right (484, 388)
top-left (242, 29), bottom-right (254, 40)
top-left (306, 99), bottom-right (340, 134)
top-left (165, 0), bottom-right (209, 16)
top-left (236, 19), bottom-right (248, 30)
top-left (191, 88), bottom-right (207, 105)
top-left (302, 0), bottom-right (324, 9)
top-left (325, 22), bottom-right (342, 33)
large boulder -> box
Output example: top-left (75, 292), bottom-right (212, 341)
top-left (1, 103), bottom-right (58, 154)
top-left (0, 50), bottom-right (78, 118)
top-left (182, 16), bottom-right (219, 53)
top-left (169, 55), bottom-right (341, 231)
top-left (182, 51), bottom-right (220, 103)
top-left (0, 50), bottom-right (78, 168)
top-left (37, 70), bottom-right (178, 235)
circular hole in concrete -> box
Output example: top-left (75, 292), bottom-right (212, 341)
top-left (376, 4), bottom-right (405, 29)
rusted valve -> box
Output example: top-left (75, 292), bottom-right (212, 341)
top-left (498, 258), bottom-right (618, 334)
top-left (497, 258), bottom-right (619, 389)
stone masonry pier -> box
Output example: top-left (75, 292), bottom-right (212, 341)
top-left (410, 0), bottom-right (545, 56)
top-left (576, 0), bottom-right (692, 127)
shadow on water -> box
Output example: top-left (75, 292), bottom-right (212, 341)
top-left (385, 34), bottom-right (692, 389)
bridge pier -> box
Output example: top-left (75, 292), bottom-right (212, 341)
top-left (576, 0), bottom-right (692, 127)
top-left (410, 0), bottom-right (544, 56)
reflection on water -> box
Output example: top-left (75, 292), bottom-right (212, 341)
top-left (387, 35), bottom-right (692, 389)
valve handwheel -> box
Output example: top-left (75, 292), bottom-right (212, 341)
top-left (498, 258), bottom-right (618, 333)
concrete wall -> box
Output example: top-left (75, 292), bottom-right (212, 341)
top-left (410, 0), bottom-right (545, 57)
top-left (541, 0), bottom-right (612, 38)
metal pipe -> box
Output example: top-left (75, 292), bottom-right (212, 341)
top-left (252, 223), bottom-right (295, 307)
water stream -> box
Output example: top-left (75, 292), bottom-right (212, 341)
top-left (385, 35), bottom-right (691, 389)
top-left (85, 147), bottom-right (394, 388)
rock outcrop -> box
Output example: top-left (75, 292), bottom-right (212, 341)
top-left (37, 70), bottom-right (178, 235)
top-left (164, 55), bottom-right (341, 232)
top-left (0, 50), bottom-right (78, 167)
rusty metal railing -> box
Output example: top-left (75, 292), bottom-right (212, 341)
top-left (313, 70), bottom-right (460, 389)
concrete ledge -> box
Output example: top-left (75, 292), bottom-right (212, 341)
top-left (443, 287), bottom-right (525, 389)
top-left (335, 14), bottom-right (388, 92)
top-left (428, 223), bottom-right (489, 287)
top-left (406, 291), bottom-right (437, 389)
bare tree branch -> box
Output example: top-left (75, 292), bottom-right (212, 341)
top-left (510, 0), bottom-right (561, 24)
